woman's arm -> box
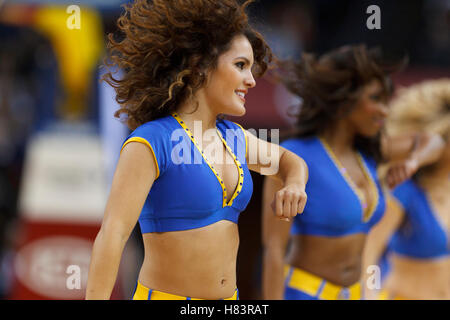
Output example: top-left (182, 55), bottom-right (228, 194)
top-left (382, 133), bottom-right (445, 189)
top-left (261, 176), bottom-right (293, 299)
top-left (244, 129), bottom-right (308, 220)
top-left (362, 195), bottom-right (404, 299)
top-left (85, 142), bottom-right (157, 299)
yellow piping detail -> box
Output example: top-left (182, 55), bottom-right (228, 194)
top-left (171, 112), bottom-right (244, 207)
top-left (121, 137), bottom-right (160, 179)
top-left (319, 137), bottom-right (378, 222)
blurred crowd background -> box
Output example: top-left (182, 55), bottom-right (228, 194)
top-left (0, 0), bottom-right (448, 299)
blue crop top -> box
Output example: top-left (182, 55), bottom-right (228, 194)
top-left (281, 136), bottom-right (386, 236)
top-left (121, 112), bottom-right (253, 233)
top-left (390, 179), bottom-right (449, 259)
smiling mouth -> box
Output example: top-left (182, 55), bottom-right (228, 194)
top-left (235, 91), bottom-right (246, 102)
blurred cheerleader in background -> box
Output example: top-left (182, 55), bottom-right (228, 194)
top-left (261, 45), bottom-right (445, 300)
top-left (363, 78), bottom-right (450, 300)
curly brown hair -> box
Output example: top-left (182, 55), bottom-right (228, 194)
top-left (103, 0), bottom-right (272, 130)
top-left (279, 44), bottom-right (406, 162)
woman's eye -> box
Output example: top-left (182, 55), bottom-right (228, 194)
top-left (236, 62), bottom-right (245, 69)
top-left (370, 94), bottom-right (381, 101)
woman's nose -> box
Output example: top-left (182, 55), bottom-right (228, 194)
top-left (379, 103), bottom-right (389, 118)
top-left (245, 72), bottom-right (256, 88)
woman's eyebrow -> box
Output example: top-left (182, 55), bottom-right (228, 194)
top-left (235, 56), bottom-right (253, 65)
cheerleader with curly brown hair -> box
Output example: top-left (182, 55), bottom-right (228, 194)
top-left (86, 0), bottom-right (308, 300)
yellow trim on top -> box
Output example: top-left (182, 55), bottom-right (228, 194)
top-left (232, 121), bottom-right (248, 159)
top-left (171, 112), bottom-right (226, 206)
top-left (319, 137), bottom-right (378, 222)
top-left (122, 137), bottom-right (160, 179)
top-left (215, 129), bottom-right (244, 207)
top-left (358, 155), bottom-right (379, 222)
top-left (389, 193), bottom-right (406, 213)
top-left (171, 112), bottom-right (244, 207)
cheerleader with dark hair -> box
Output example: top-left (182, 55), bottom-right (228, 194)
top-left (261, 45), bottom-right (444, 300)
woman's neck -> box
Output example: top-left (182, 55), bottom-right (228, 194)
top-left (176, 96), bottom-right (218, 134)
top-left (321, 119), bottom-right (356, 155)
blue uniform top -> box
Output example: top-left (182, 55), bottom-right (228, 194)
top-left (281, 136), bottom-right (386, 236)
top-left (390, 179), bottom-right (449, 259)
top-left (121, 112), bottom-right (253, 233)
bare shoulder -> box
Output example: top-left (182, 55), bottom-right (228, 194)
top-left (116, 141), bottom-right (158, 187)
top-left (101, 141), bottom-right (157, 233)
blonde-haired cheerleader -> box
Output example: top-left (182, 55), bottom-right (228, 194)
top-left (363, 78), bottom-right (450, 300)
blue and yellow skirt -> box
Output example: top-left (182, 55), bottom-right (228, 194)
top-left (132, 281), bottom-right (239, 300)
top-left (283, 265), bottom-right (362, 300)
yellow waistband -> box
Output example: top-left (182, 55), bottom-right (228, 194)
top-left (284, 265), bottom-right (362, 300)
top-left (132, 281), bottom-right (238, 300)
top-left (378, 288), bottom-right (410, 300)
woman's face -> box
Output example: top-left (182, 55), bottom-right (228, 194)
top-left (347, 79), bottom-right (389, 137)
top-left (440, 132), bottom-right (450, 163)
top-left (201, 34), bottom-right (256, 116)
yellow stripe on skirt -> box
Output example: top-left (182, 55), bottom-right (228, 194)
top-left (284, 265), bottom-right (362, 300)
top-left (132, 281), bottom-right (239, 300)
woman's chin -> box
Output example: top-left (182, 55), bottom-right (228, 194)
top-left (359, 127), bottom-right (382, 138)
top-left (227, 105), bottom-right (246, 117)
top-left (218, 102), bottom-right (247, 117)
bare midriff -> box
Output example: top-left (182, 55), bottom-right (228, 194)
top-left (383, 253), bottom-right (450, 299)
top-left (286, 233), bottom-right (367, 287)
top-left (138, 219), bottom-right (239, 299)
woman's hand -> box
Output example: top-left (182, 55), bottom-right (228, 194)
top-left (385, 157), bottom-right (419, 189)
top-left (382, 132), bottom-right (445, 189)
top-left (243, 129), bottom-right (309, 221)
top-left (270, 183), bottom-right (307, 221)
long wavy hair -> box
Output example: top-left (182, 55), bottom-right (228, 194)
top-left (279, 44), bottom-right (405, 162)
top-left (387, 78), bottom-right (450, 179)
top-left (103, 0), bottom-right (272, 130)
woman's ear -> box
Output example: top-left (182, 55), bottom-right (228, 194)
top-left (337, 99), bottom-right (358, 119)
